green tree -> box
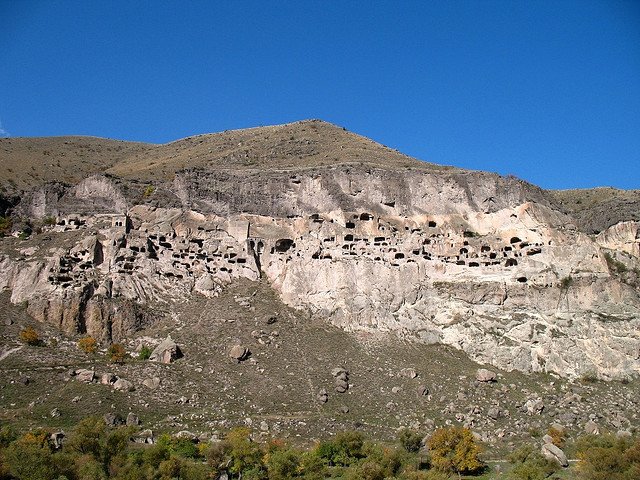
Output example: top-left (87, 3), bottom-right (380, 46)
top-left (3, 430), bottom-right (57, 480)
top-left (225, 427), bottom-right (265, 477)
top-left (575, 434), bottom-right (640, 480)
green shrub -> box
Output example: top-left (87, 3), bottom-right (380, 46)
top-left (315, 431), bottom-right (365, 467)
top-left (142, 185), bottom-right (155, 198)
top-left (398, 428), bottom-right (423, 453)
top-left (138, 345), bottom-right (152, 360)
top-left (0, 216), bottom-right (12, 236)
top-left (265, 445), bottom-right (302, 480)
top-left (507, 444), bottom-right (559, 480)
top-left (575, 434), bottom-right (640, 480)
top-left (604, 252), bottom-right (628, 275)
top-left (225, 427), bottom-right (265, 476)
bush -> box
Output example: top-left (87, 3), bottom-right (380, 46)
top-left (78, 336), bottom-right (98, 354)
top-left (547, 426), bottom-right (566, 448)
top-left (398, 428), bottom-right (423, 453)
top-left (507, 444), bottom-right (559, 480)
top-left (426, 426), bottom-right (484, 475)
top-left (142, 185), bottom-right (155, 198)
top-left (138, 345), bottom-right (152, 360)
top-left (315, 431), bottom-right (365, 467)
top-left (107, 343), bottom-right (127, 363)
top-left (265, 445), bottom-right (302, 480)
top-left (604, 252), bottom-right (628, 275)
top-left (575, 433), bottom-right (640, 480)
top-left (20, 326), bottom-right (41, 346)
top-left (0, 216), bottom-right (12, 236)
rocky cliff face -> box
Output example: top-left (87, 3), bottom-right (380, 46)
top-left (1, 120), bottom-right (639, 379)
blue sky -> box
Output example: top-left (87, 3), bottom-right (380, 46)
top-left (1, 1), bottom-right (639, 190)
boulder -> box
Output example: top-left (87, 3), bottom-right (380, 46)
top-left (175, 431), bottom-right (198, 441)
top-left (229, 345), bottom-right (250, 362)
top-left (143, 377), bottom-right (161, 390)
top-left (487, 407), bottom-right (501, 420)
top-left (541, 443), bottom-right (568, 467)
top-left (50, 431), bottom-right (65, 449)
top-left (113, 378), bottom-right (135, 392)
top-left (317, 389), bottom-right (328, 404)
top-left (399, 368), bottom-right (417, 379)
top-left (335, 384), bottom-right (348, 393)
top-left (476, 368), bottom-right (497, 382)
top-left (134, 429), bottom-right (154, 444)
top-left (416, 385), bottom-right (429, 397)
top-left (149, 335), bottom-right (183, 364)
top-left (126, 412), bottom-right (140, 426)
top-left (75, 368), bottom-right (95, 383)
top-left (104, 413), bottom-right (124, 426)
top-left (584, 420), bottom-right (600, 435)
top-left (524, 398), bottom-right (544, 415)
top-left (331, 367), bottom-right (348, 377)
top-left (101, 373), bottom-right (116, 385)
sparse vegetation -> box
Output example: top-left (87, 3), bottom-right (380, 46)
top-left (106, 343), bottom-right (127, 363)
top-left (604, 252), bottom-right (628, 275)
top-left (142, 185), bottom-right (155, 198)
top-left (0, 216), bottom-right (12, 236)
top-left (138, 345), bottom-right (152, 360)
top-left (560, 275), bottom-right (573, 290)
top-left (19, 326), bottom-right (41, 346)
top-left (580, 371), bottom-right (599, 384)
top-left (77, 336), bottom-right (98, 354)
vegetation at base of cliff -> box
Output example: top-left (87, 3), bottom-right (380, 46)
top-left (0, 216), bottom-right (11, 236)
top-left (1, 417), bottom-right (639, 480)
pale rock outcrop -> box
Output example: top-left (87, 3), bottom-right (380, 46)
top-left (476, 369), bottom-right (497, 382)
top-left (541, 443), bottom-right (568, 467)
top-left (596, 221), bottom-right (640, 257)
top-left (149, 336), bottom-right (182, 364)
top-left (2, 159), bottom-right (640, 380)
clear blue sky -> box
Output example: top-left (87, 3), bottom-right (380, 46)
top-left (1, 1), bottom-right (639, 190)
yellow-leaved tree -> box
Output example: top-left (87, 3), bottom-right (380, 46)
top-left (427, 426), bottom-right (484, 476)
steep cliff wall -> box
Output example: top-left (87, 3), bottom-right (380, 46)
top-left (1, 121), bottom-right (639, 380)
